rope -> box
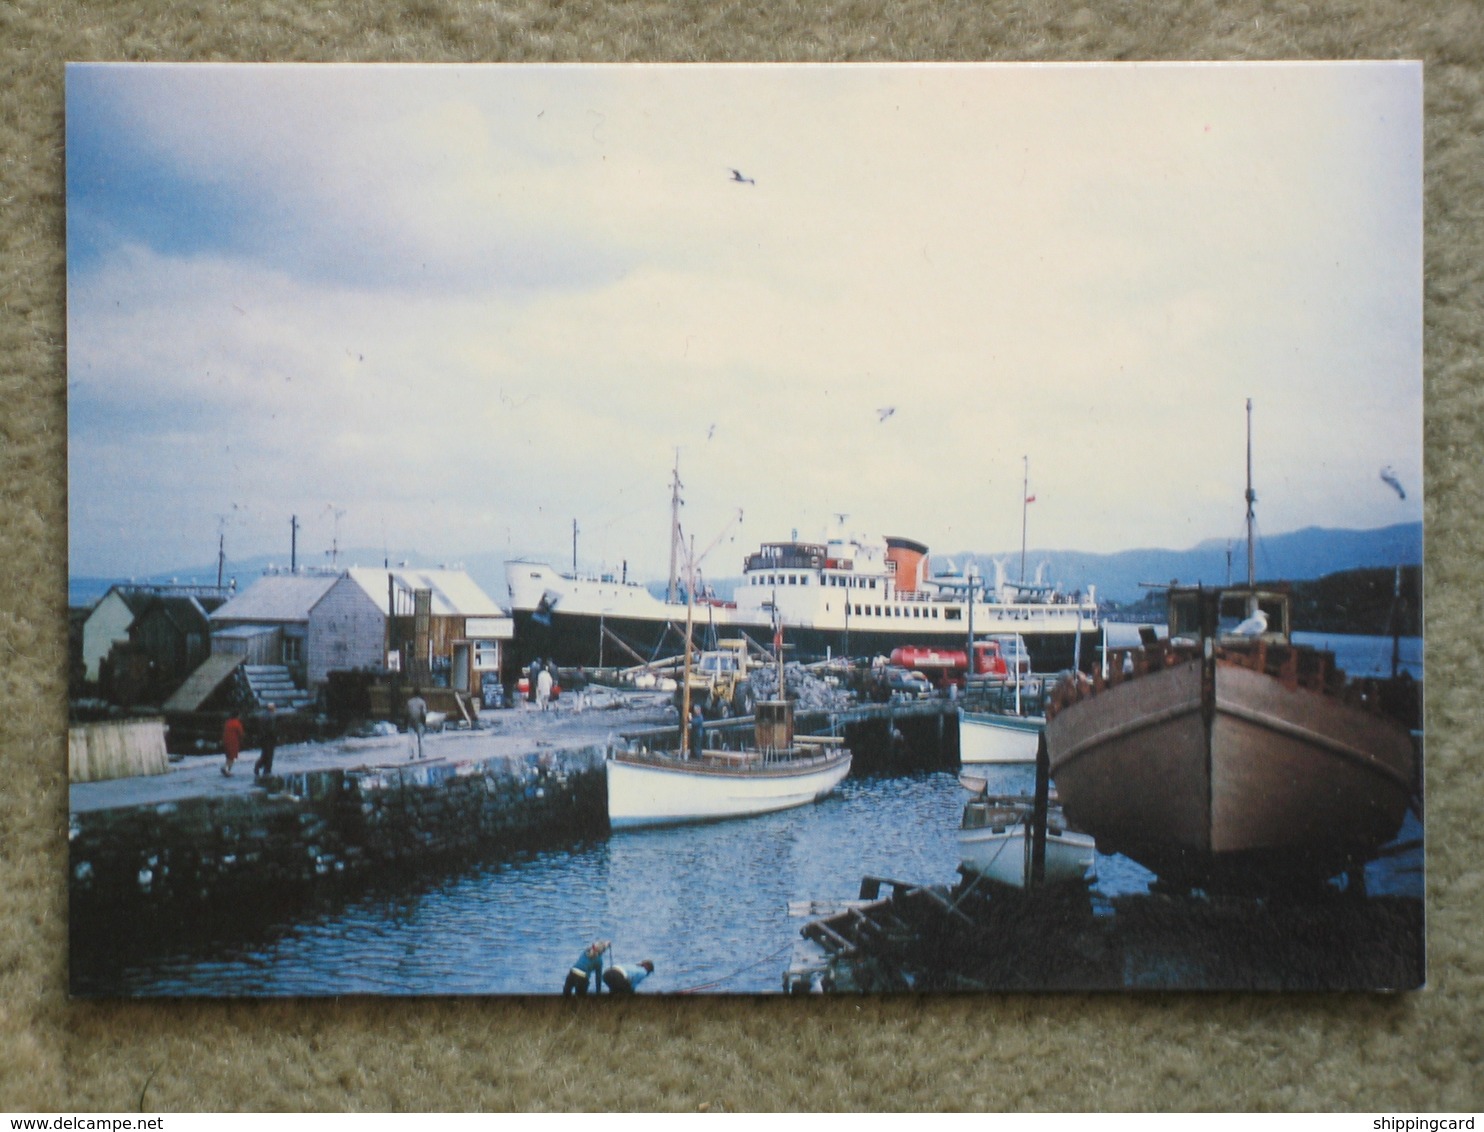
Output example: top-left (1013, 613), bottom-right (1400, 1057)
top-left (672, 940), bottom-right (795, 994)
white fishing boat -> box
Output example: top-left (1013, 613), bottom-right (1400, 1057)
top-left (958, 709), bottom-right (1044, 765)
top-left (958, 795), bottom-right (1095, 889)
top-left (606, 582), bottom-right (851, 830)
top-left (607, 723), bottom-right (852, 830)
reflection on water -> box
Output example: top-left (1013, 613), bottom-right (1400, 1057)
top-left (77, 768), bottom-right (1160, 997)
top-left (76, 635), bottom-right (1423, 997)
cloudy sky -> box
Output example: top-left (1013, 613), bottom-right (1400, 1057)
top-left (67, 62), bottom-right (1422, 582)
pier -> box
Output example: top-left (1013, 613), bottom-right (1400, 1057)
top-left (67, 695), bottom-right (669, 971)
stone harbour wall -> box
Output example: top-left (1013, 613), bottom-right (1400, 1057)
top-left (69, 744), bottom-right (608, 927)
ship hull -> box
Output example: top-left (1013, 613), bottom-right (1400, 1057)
top-left (1045, 658), bottom-right (1417, 889)
top-left (512, 607), bottom-right (1097, 674)
top-left (958, 819), bottom-right (1095, 889)
top-left (958, 710), bottom-right (1045, 765)
top-left (607, 749), bottom-right (852, 829)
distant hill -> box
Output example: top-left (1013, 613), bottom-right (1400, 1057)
top-left (1113, 565), bottom-right (1422, 636)
top-left (72, 522), bottom-right (1422, 611)
top-left (68, 547), bottom-right (444, 608)
top-left (950, 522), bottom-right (1422, 605)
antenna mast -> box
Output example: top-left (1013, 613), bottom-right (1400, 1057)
top-left (1020, 455), bottom-right (1029, 584)
top-left (667, 449), bottom-right (683, 604)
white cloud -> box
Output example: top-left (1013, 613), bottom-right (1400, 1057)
top-left (67, 62), bottom-right (1423, 581)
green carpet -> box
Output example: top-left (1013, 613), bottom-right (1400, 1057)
top-left (2, 0), bottom-right (1481, 1111)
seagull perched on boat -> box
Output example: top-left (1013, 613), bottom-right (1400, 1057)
top-left (877, 407), bottom-right (896, 422)
top-left (728, 168), bottom-right (755, 185)
top-left (1380, 466), bottom-right (1406, 500)
top-left (1231, 609), bottom-right (1269, 637)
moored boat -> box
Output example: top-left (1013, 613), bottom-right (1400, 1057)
top-left (958, 794), bottom-right (1095, 889)
top-left (958, 709), bottom-right (1044, 765)
top-left (507, 526), bottom-right (1098, 672)
top-left (1043, 402), bottom-right (1420, 890)
top-left (607, 700), bottom-right (852, 829)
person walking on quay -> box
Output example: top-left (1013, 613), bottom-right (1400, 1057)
top-left (406, 687), bottom-right (428, 760)
top-left (602, 959), bottom-right (654, 995)
top-left (253, 704), bottom-right (278, 779)
top-left (527, 658), bottom-right (541, 706)
top-left (220, 712), bottom-right (245, 777)
top-left (562, 939), bottom-right (610, 995)
top-left (536, 662), bottom-right (554, 712)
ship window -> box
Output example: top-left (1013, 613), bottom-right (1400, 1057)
top-left (945, 607), bottom-right (961, 620)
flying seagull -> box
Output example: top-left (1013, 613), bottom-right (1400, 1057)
top-left (1380, 466), bottom-right (1406, 500)
top-left (1231, 609), bottom-right (1269, 637)
top-left (877, 407), bottom-right (896, 422)
top-left (728, 168), bottom-right (755, 185)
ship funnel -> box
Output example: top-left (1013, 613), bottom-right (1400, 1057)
top-left (885, 537), bottom-right (929, 594)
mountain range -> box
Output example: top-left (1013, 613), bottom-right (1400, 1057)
top-left (69, 521), bottom-right (1422, 609)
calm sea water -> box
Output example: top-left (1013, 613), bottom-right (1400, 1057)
top-left (79, 632), bottom-right (1423, 997)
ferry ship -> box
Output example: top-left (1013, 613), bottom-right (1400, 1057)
top-left (505, 528), bottom-right (1099, 674)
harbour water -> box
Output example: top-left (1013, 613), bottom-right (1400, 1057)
top-left (72, 632), bottom-right (1424, 997)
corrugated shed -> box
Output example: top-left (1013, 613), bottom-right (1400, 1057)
top-left (339, 568), bottom-right (504, 618)
top-left (211, 574), bottom-right (339, 624)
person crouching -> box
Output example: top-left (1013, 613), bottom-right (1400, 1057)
top-left (562, 939), bottom-right (610, 995)
top-left (602, 959), bottom-right (655, 994)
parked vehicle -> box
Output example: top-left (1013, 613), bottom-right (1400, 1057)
top-left (884, 667), bottom-right (932, 699)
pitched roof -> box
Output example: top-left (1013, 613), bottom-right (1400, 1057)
top-left (162, 653), bottom-right (244, 712)
top-left (211, 574), bottom-right (339, 624)
top-left (337, 567), bottom-right (505, 618)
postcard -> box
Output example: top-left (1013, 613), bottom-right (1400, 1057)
top-left (67, 61), bottom-right (1423, 995)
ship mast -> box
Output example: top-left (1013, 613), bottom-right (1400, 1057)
top-left (1245, 397), bottom-right (1259, 617)
top-left (667, 449), bottom-right (683, 605)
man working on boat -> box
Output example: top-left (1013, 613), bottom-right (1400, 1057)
top-left (602, 959), bottom-right (654, 994)
top-left (688, 702), bottom-right (704, 758)
top-left (562, 939), bottom-right (610, 995)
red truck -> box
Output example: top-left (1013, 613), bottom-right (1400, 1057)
top-left (888, 641), bottom-right (1010, 688)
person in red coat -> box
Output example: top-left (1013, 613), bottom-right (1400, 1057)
top-left (221, 713), bottom-right (245, 777)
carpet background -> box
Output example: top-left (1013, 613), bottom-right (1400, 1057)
top-left (2, 0), bottom-right (1480, 1112)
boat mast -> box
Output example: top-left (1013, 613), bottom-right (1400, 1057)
top-left (1245, 398), bottom-right (1257, 614)
top-left (667, 449), bottom-right (683, 604)
top-left (681, 535), bottom-right (696, 757)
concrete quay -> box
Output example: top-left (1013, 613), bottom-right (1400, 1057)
top-left (68, 693), bottom-right (673, 947)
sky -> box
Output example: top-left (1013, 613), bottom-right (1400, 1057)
top-left (66, 62), bottom-right (1423, 584)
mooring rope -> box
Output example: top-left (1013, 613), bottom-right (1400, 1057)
top-left (671, 940), bottom-right (795, 994)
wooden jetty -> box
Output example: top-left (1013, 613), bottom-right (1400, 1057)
top-left (788, 870), bottom-right (1424, 992)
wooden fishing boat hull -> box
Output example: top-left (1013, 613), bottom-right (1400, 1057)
top-left (958, 818), bottom-right (1095, 889)
top-left (959, 710), bottom-right (1044, 765)
top-left (607, 749), bottom-right (852, 829)
top-left (1045, 658), bottom-right (1417, 887)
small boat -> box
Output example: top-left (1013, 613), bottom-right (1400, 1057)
top-left (607, 701), bottom-right (852, 829)
top-left (607, 598), bottom-right (850, 829)
top-left (958, 709), bottom-right (1044, 765)
top-left (958, 794), bottom-right (1095, 889)
top-left (1044, 401), bottom-right (1419, 890)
